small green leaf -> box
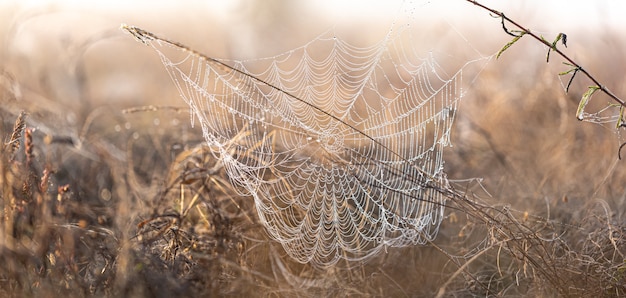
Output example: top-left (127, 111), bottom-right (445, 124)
top-left (559, 63), bottom-right (581, 93)
top-left (546, 33), bottom-right (564, 63)
top-left (497, 32), bottom-right (526, 59)
top-left (559, 68), bottom-right (578, 76)
top-left (553, 33), bottom-right (563, 47)
top-left (576, 86), bottom-right (600, 121)
top-left (559, 63), bottom-right (577, 76)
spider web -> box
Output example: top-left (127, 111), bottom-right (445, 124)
top-left (123, 23), bottom-right (476, 267)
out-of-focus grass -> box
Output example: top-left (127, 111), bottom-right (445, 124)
top-left (1, 3), bottom-right (625, 297)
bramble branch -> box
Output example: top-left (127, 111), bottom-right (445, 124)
top-left (465, 0), bottom-right (626, 115)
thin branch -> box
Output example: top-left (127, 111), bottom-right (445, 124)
top-left (465, 0), bottom-right (626, 110)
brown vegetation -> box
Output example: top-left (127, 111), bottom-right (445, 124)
top-left (1, 2), bottom-right (625, 297)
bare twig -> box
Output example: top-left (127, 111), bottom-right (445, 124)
top-left (465, 0), bottom-right (626, 110)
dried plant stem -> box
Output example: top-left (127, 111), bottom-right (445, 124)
top-left (435, 245), bottom-right (490, 298)
top-left (465, 0), bottom-right (626, 109)
top-left (7, 111), bottom-right (26, 158)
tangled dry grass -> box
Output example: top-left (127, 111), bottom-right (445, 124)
top-left (1, 2), bottom-right (625, 297)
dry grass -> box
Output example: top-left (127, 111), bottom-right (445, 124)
top-left (1, 4), bottom-right (625, 297)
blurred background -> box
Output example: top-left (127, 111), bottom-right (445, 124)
top-left (2, 0), bottom-right (625, 195)
top-left (1, 0), bottom-right (624, 110)
top-left (1, 0), bottom-right (625, 296)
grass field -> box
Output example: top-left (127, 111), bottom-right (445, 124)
top-left (1, 1), bottom-right (625, 297)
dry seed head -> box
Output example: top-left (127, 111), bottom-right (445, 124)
top-left (121, 24), bottom-right (155, 45)
top-left (7, 111), bottom-right (27, 158)
top-left (25, 127), bottom-right (34, 165)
